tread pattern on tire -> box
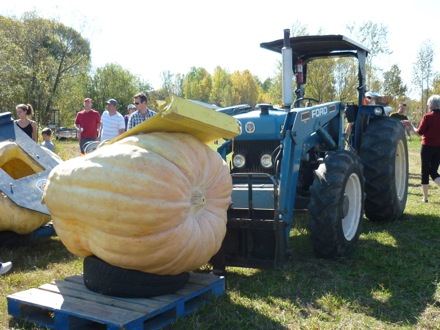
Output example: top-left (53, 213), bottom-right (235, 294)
top-left (308, 150), bottom-right (364, 258)
top-left (360, 118), bottom-right (409, 222)
top-left (83, 256), bottom-right (190, 298)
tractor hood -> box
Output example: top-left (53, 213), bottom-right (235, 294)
top-left (234, 109), bottom-right (287, 140)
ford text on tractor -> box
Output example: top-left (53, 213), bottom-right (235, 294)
top-left (211, 30), bottom-right (409, 272)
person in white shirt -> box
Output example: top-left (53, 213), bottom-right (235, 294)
top-left (125, 104), bottom-right (136, 130)
top-left (100, 99), bottom-right (126, 141)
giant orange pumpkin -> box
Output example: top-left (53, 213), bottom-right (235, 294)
top-left (42, 132), bottom-right (232, 275)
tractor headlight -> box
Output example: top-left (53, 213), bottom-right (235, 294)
top-left (233, 154), bottom-right (246, 168)
top-left (260, 153), bottom-right (273, 168)
top-left (373, 107), bottom-right (383, 116)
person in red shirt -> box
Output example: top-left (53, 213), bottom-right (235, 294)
top-left (74, 98), bottom-right (101, 154)
top-left (408, 94), bottom-right (440, 202)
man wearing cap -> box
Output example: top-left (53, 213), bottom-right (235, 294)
top-left (345, 91), bottom-right (380, 137)
top-left (74, 98), bottom-right (101, 154)
top-left (100, 98), bottom-right (125, 141)
top-left (127, 92), bottom-right (157, 130)
top-left (125, 104), bottom-right (136, 130)
top-left (391, 103), bottom-right (412, 141)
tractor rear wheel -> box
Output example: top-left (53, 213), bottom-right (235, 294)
top-left (360, 118), bottom-right (409, 221)
top-left (308, 150), bottom-right (364, 258)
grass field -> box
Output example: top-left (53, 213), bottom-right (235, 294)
top-left (1, 136), bottom-right (439, 329)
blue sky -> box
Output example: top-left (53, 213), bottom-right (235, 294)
top-left (1, 0), bottom-right (439, 98)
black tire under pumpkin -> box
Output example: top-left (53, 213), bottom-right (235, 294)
top-left (83, 255), bottom-right (190, 298)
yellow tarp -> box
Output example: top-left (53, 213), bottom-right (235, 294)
top-left (110, 96), bottom-right (241, 144)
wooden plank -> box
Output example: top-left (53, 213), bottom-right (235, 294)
top-left (38, 283), bottom-right (167, 313)
top-left (8, 288), bottom-right (145, 326)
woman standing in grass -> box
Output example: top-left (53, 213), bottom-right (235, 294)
top-left (15, 104), bottom-right (38, 142)
top-left (409, 94), bottom-right (440, 202)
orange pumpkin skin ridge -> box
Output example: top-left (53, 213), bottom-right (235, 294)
top-left (43, 132), bottom-right (232, 275)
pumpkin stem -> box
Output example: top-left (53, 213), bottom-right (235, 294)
top-left (190, 189), bottom-right (206, 214)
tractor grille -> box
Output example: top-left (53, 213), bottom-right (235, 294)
top-left (231, 140), bottom-right (280, 174)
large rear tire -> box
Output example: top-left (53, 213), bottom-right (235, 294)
top-left (360, 118), bottom-right (409, 222)
top-left (308, 150), bottom-right (364, 258)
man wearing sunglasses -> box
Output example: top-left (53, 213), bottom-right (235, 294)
top-left (127, 92), bottom-right (157, 130)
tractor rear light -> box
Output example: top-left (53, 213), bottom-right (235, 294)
top-left (260, 154), bottom-right (273, 168)
top-left (233, 154), bottom-right (246, 168)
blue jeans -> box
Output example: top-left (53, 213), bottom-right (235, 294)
top-left (79, 137), bottom-right (97, 154)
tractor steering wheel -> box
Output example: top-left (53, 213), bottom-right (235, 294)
top-left (294, 97), bottom-right (320, 108)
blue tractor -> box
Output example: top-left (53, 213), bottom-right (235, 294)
top-left (211, 30), bottom-right (408, 272)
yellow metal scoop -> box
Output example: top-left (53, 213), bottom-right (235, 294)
top-left (110, 96), bottom-right (241, 144)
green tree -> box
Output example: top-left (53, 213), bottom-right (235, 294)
top-left (54, 71), bottom-right (90, 127)
top-left (346, 21), bottom-right (391, 92)
top-left (210, 66), bottom-right (232, 107)
top-left (0, 12), bottom-right (91, 127)
top-left (412, 40), bottom-right (435, 114)
top-left (159, 70), bottom-right (183, 98)
top-left (333, 58), bottom-right (359, 103)
top-left (306, 58), bottom-right (337, 103)
top-left (383, 64), bottom-right (407, 108)
top-left (230, 70), bottom-right (259, 106)
top-left (182, 67), bottom-right (212, 102)
top-left (160, 70), bottom-right (174, 96)
top-left (90, 63), bottom-right (153, 115)
top-left (290, 20), bottom-right (309, 37)
top-left (256, 76), bottom-right (272, 104)
top-left (0, 17), bottom-right (26, 110)
top-left (92, 64), bottom-right (135, 112)
top-left (268, 61), bottom-right (283, 106)
top-left (431, 73), bottom-right (440, 95)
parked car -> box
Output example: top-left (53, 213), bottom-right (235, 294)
top-left (55, 127), bottom-right (77, 139)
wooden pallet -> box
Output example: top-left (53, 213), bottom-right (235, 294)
top-left (7, 272), bottom-right (224, 329)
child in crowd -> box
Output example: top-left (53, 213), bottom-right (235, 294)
top-left (41, 127), bottom-right (55, 152)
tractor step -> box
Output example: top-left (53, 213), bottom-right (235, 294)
top-left (7, 272), bottom-right (224, 330)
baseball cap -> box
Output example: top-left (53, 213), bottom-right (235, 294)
top-left (105, 98), bottom-right (118, 105)
top-left (84, 97), bottom-right (92, 102)
top-left (127, 104), bottom-right (136, 110)
top-left (365, 91), bottom-right (380, 98)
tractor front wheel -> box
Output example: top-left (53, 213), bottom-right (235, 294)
top-left (308, 150), bottom-right (365, 258)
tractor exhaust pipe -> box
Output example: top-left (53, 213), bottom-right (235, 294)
top-left (282, 29), bottom-right (293, 110)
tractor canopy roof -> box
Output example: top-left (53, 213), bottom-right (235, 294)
top-left (261, 34), bottom-right (369, 99)
top-left (260, 34), bottom-right (369, 63)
